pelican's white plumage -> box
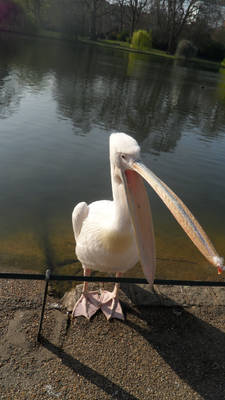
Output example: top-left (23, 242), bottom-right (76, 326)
top-left (72, 132), bottom-right (224, 320)
top-left (73, 200), bottom-right (138, 273)
top-left (72, 133), bottom-right (145, 277)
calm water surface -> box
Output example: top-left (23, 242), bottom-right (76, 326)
top-left (0, 33), bottom-right (225, 281)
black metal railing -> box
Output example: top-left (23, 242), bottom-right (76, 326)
top-left (1, 269), bottom-right (225, 342)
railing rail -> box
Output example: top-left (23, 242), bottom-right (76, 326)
top-left (1, 268), bottom-right (224, 342)
top-left (1, 271), bottom-right (225, 286)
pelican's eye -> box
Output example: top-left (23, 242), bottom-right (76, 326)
top-left (121, 154), bottom-right (126, 160)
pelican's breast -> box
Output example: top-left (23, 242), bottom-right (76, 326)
top-left (75, 199), bottom-right (138, 271)
top-left (101, 230), bottom-right (133, 253)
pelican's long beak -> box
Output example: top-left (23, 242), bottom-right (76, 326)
top-left (123, 167), bottom-right (156, 286)
top-left (130, 161), bottom-right (224, 275)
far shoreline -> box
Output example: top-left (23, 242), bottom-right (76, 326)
top-left (1, 28), bottom-right (224, 71)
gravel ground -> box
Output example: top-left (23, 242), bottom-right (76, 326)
top-left (1, 275), bottom-right (225, 399)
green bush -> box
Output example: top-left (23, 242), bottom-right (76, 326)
top-left (117, 31), bottom-right (129, 42)
top-left (176, 40), bottom-right (197, 59)
top-left (107, 31), bottom-right (117, 40)
top-left (131, 30), bottom-right (152, 51)
top-left (221, 58), bottom-right (225, 67)
top-left (199, 40), bottom-right (225, 62)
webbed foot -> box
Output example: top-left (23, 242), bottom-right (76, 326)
top-left (72, 291), bottom-right (100, 319)
top-left (100, 290), bottom-right (124, 320)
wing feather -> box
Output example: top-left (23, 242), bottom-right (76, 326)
top-left (72, 202), bottom-right (89, 241)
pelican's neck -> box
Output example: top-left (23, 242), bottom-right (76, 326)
top-left (111, 164), bottom-right (131, 230)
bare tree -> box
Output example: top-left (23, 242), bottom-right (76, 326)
top-left (150, 0), bottom-right (206, 53)
top-left (128, 0), bottom-right (149, 37)
top-left (168, 0), bottom-right (202, 53)
top-left (117, 0), bottom-right (127, 31)
top-left (85, 0), bottom-right (111, 39)
top-left (112, 0), bottom-right (150, 36)
top-left (195, 0), bottom-right (224, 29)
top-left (33, 0), bottom-right (42, 24)
top-left (15, 0), bottom-right (46, 25)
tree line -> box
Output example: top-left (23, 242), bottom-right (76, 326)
top-left (0, 0), bottom-right (225, 60)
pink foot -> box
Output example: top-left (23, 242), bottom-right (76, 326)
top-left (72, 291), bottom-right (100, 319)
top-left (100, 290), bottom-right (124, 321)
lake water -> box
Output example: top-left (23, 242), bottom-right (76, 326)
top-left (0, 32), bottom-right (225, 282)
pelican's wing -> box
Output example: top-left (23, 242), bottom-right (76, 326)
top-left (72, 202), bottom-right (89, 241)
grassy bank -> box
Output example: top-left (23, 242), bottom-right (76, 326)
top-left (80, 37), bottom-right (175, 60)
top-left (38, 29), bottom-right (63, 40)
top-left (1, 28), bottom-right (223, 69)
top-left (80, 37), bottom-right (223, 69)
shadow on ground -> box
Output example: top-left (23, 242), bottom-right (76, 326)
top-left (122, 284), bottom-right (225, 400)
top-left (39, 334), bottom-right (139, 400)
top-left (37, 283), bottom-right (225, 400)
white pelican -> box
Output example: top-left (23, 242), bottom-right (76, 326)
top-left (72, 133), bottom-right (224, 320)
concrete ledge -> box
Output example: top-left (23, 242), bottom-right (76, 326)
top-left (62, 283), bottom-right (225, 311)
top-left (121, 283), bottom-right (225, 307)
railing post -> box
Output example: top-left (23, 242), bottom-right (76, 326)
top-left (37, 268), bottom-right (51, 342)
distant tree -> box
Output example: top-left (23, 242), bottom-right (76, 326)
top-left (167, 0), bottom-right (201, 54)
top-left (182, 0), bottom-right (225, 60)
top-left (0, 0), bottom-right (21, 26)
top-left (0, 0), bottom-right (38, 33)
top-left (117, 0), bottom-right (127, 31)
top-left (58, 0), bottom-right (85, 39)
top-left (195, 0), bottom-right (224, 29)
top-left (175, 39), bottom-right (197, 59)
top-left (128, 0), bottom-right (149, 37)
top-left (34, 0), bottom-right (43, 25)
top-left (131, 29), bottom-right (152, 50)
top-left (14, 0), bottom-right (45, 26)
top-left (149, 0), bottom-right (214, 54)
top-left (85, 0), bottom-right (111, 39)
top-left (112, 0), bottom-right (150, 38)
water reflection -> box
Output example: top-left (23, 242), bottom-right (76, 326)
top-left (0, 67), bottom-right (22, 118)
top-left (217, 68), bottom-right (225, 105)
top-left (0, 33), bottom-right (225, 282)
top-left (53, 48), bottom-right (225, 153)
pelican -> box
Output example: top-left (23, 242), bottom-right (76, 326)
top-left (72, 133), bottom-right (224, 320)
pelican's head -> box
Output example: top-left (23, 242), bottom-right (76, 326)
top-left (109, 133), bottom-right (142, 186)
top-left (110, 132), bottom-right (140, 168)
top-left (109, 132), bottom-right (156, 285)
